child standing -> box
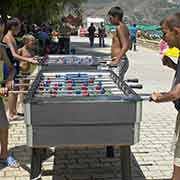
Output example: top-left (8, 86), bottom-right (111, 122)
top-left (108, 6), bottom-right (131, 81)
top-left (17, 34), bottom-right (36, 114)
top-left (3, 17), bottom-right (38, 121)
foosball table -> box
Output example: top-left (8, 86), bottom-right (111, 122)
top-left (24, 67), bottom-right (143, 180)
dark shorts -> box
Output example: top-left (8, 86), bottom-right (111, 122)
top-left (131, 36), bottom-right (136, 43)
top-left (0, 98), bottom-right (8, 128)
top-left (3, 62), bottom-right (20, 83)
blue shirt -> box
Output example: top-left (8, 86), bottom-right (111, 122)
top-left (37, 31), bottom-right (49, 40)
top-left (130, 26), bottom-right (137, 37)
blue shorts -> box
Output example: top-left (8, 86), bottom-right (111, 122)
top-left (3, 62), bottom-right (20, 83)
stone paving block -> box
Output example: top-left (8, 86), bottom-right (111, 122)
top-left (1, 177), bottom-right (16, 180)
top-left (15, 177), bottom-right (29, 180)
top-left (5, 170), bottom-right (29, 176)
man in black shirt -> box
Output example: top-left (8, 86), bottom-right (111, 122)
top-left (151, 13), bottom-right (180, 180)
top-left (98, 22), bottom-right (106, 47)
top-left (88, 23), bottom-right (96, 47)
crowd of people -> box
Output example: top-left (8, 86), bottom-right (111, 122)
top-left (0, 15), bottom-right (75, 168)
top-left (0, 17), bottom-right (62, 167)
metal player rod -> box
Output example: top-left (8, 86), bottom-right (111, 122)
top-left (138, 93), bottom-right (152, 101)
top-left (37, 87), bottom-right (120, 92)
top-left (39, 81), bottom-right (117, 85)
top-left (36, 89), bottom-right (121, 94)
top-left (16, 75), bottom-right (37, 78)
top-left (14, 82), bottom-right (118, 87)
top-left (39, 79), bottom-right (112, 83)
top-left (39, 87), bottom-right (117, 91)
top-left (14, 82), bottom-right (115, 87)
top-left (35, 94), bottom-right (107, 97)
top-left (8, 90), bottom-right (28, 94)
top-left (35, 56), bottom-right (44, 60)
top-left (14, 83), bottom-right (31, 87)
top-left (42, 75), bottom-right (111, 78)
top-left (35, 93), bottom-right (118, 97)
top-left (97, 57), bottom-right (116, 62)
top-left (37, 89), bottom-right (106, 93)
top-left (41, 86), bottom-right (118, 90)
top-left (42, 62), bottom-right (96, 65)
top-left (15, 77), bottom-right (36, 80)
top-left (40, 78), bottom-right (114, 81)
top-left (16, 77), bottom-right (111, 81)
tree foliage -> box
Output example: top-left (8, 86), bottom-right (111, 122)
top-left (0, 0), bottom-right (87, 24)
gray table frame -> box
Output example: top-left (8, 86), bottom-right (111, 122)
top-left (25, 69), bottom-right (141, 180)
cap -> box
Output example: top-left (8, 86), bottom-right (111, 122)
top-left (164, 47), bottom-right (180, 58)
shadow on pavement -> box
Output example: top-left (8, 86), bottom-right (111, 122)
top-left (51, 146), bottom-right (146, 180)
top-left (0, 145), bottom-right (172, 180)
top-left (6, 145), bottom-right (32, 173)
top-left (5, 145), bottom-right (172, 180)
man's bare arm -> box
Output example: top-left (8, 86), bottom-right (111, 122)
top-left (151, 83), bottom-right (180, 103)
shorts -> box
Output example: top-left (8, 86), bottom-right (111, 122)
top-left (19, 72), bottom-right (30, 90)
top-left (113, 56), bottom-right (129, 81)
top-left (173, 111), bottom-right (180, 167)
top-left (0, 98), bottom-right (8, 128)
top-left (3, 62), bottom-right (20, 83)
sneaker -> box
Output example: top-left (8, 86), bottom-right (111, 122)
top-left (0, 155), bottom-right (19, 168)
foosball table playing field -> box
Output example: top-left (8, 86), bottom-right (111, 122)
top-left (23, 67), bottom-right (144, 180)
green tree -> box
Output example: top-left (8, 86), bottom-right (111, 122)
top-left (0, 0), bottom-right (87, 24)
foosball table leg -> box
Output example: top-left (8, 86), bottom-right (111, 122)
top-left (106, 146), bottom-right (114, 157)
top-left (30, 148), bottom-right (43, 180)
top-left (120, 146), bottom-right (132, 180)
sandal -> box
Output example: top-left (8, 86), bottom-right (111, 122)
top-left (0, 155), bottom-right (19, 168)
top-left (8, 115), bottom-right (23, 121)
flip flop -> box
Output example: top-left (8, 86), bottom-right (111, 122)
top-left (8, 115), bottom-right (23, 121)
top-left (0, 155), bottom-right (19, 168)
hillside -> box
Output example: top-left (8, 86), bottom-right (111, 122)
top-left (82, 0), bottom-right (180, 24)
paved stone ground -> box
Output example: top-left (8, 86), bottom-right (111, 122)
top-left (0, 37), bottom-right (177, 180)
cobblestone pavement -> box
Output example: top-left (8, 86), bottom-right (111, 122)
top-left (0, 37), bottom-right (177, 180)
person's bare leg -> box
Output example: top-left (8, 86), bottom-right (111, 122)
top-left (16, 93), bottom-right (24, 114)
top-left (172, 165), bottom-right (180, 180)
top-left (0, 128), bottom-right (8, 160)
top-left (7, 94), bottom-right (17, 118)
top-left (0, 127), bottom-right (19, 167)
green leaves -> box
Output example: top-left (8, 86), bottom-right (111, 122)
top-left (0, 0), bottom-right (87, 24)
